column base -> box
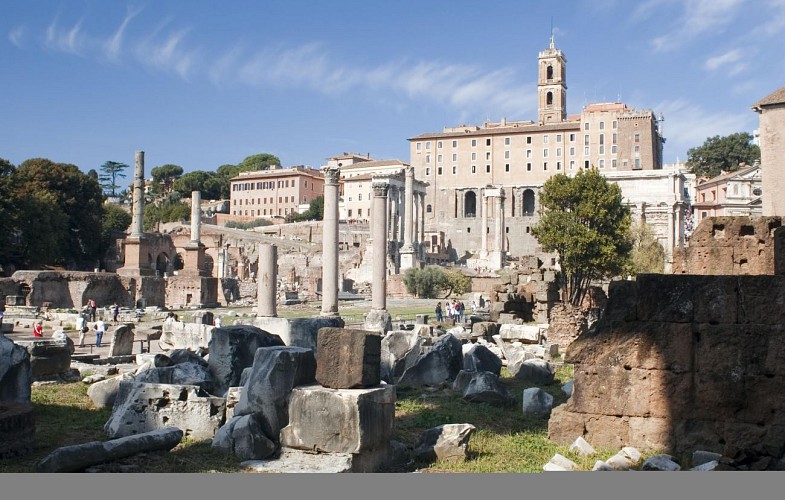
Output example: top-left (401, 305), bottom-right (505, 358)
top-left (399, 250), bottom-right (417, 271)
top-left (363, 309), bottom-right (392, 335)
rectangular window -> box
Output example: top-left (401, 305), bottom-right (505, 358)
top-left (504, 150), bottom-right (510, 159)
top-left (569, 133), bottom-right (576, 142)
top-left (599, 145), bottom-right (605, 154)
top-left (635, 145), bottom-right (640, 152)
top-left (570, 147), bottom-right (575, 156)
top-left (527, 163), bottom-right (532, 171)
top-left (425, 167), bottom-right (430, 176)
top-left (599, 134), bottom-right (605, 145)
top-left (611, 145), bottom-right (617, 154)
top-left (584, 135), bottom-right (589, 146)
top-left (584, 123), bottom-right (590, 131)
top-left (437, 141), bottom-right (443, 149)
top-left (504, 137), bottom-right (511, 146)
top-left (348, 209), bottom-right (352, 217)
top-left (452, 140), bottom-right (457, 148)
top-left (471, 152), bottom-right (477, 161)
top-left (426, 141), bottom-right (431, 149)
top-left (526, 149), bottom-right (532, 158)
top-left (600, 121), bottom-right (605, 130)
top-left (543, 135), bottom-right (549, 144)
top-left (584, 160), bottom-right (590, 169)
top-left (486, 164), bottom-right (491, 173)
top-left (485, 152), bottom-right (491, 160)
top-left (471, 139), bottom-right (477, 147)
top-left (556, 134), bottom-right (562, 143)
top-left (612, 159), bottom-right (617, 168)
top-left (526, 136), bottom-right (532, 144)
top-left (584, 147), bottom-right (590, 155)
top-left (599, 159), bottom-right (605, 169)
top-left (505, 163), bottom-right (510, 172)
top-left (416, 143), bottom-right (421, 151)
top-left (358, 193), bottom-right (362, 201)
top-left (613, 133), bottom-right (617, 144)
top-left (358, 209), bottom-right (362, 217)
top-left (486, 138), bottom-right (491, 146)
top-left (426, 155), bottom-right (431, 163)
top-left (437, 154), bottom-right (443, 163)
top-left (613, 120), bottom-right (618, 129)
top-left (452, 153), bottom-right (457, 161)
top-left (635, 158), bottom-right (641, 168)
top-left (556, 147), bottom-right (562, 156)
top-left (557, 161), bottom-right (562, 171)
top-left (543, 148), bottom-right (549, 158)
top-left (472, 165), bottom-right (476, 173)
top-left (438, 167), bottom-right (443, 175)
top-left (570, 160), bottom-right (576, 170)
top-left (635, 133), bottom-right (640, 142)
top-left (452, 166), bottom-right (457, 174)
top-left (543, 162), bottom-right (548, 171)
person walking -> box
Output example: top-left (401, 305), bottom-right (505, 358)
top-left (95, 319), bottom-right (106, 348)
top-left (435, 302), bottom-right (443, 323)
top-left (33, 320), bottom-right (44, 337)
top-left (88, 299), bottom-right (97, 322)
top-left (76, 315), bottom-right (87, 347)
top-left (112, 303), bottom-right (119, 323)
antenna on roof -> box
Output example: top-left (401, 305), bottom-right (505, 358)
top-left (550, 17), bottom-right (555, 48)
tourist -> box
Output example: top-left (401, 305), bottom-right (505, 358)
top-left (88, 298), bottom-right (97, 322)
top-left (76, 315), bottom-right (87, 347)
top-left (33, 320), bottom-right (43, 337)
top-left (435, 302), bottom-right (443, 323)
top-left (446, 301), bottom-right (454, 321)
top-left (0, 309), bottom-right (4, 330)
top-left (95, 319), bottom-right (106, 348)
top-left (457, 301), bottom-right (465, 323)
top-left (215, 316), bottom-right (222, 328)
top-left (112, 303), bottom-right (119, 323)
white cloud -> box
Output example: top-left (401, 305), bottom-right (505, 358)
top-left (762, 0), bottom-right (785, 35)
top-left (8, 25), bottom-right (26, 47)
top-left (104, 8), bottom-right (141, 61)
top-left (703, 48), bottom-right (749, 75)
top-left (45, 18), bottom-right (87, 55)
top-left (134, 30), bottom-right (198, 80)
top-left (649, 0), bottom-right (746, 52)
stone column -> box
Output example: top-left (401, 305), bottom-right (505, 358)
top-left (190, 191), bottom-right (201, 243)
top-left (403, 167), bottom-right (414, 250)
top-left (131, 151), bottom-right (145, 237)
top-left (418, 192), bottom-right (426, 243)
top-left (321, 166), bottom-right (340, 317)
top-left (481, 190), bottom-right (488, 254)
top-left (257, 243), bottom-right (277, 318)
top-left (495, 192), bottom-right (505, 252)
top-left (371, 182), bottom-right (389, 311)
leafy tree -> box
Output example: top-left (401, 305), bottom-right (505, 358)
top-left (10, 158), bottom-right (104, 269)
top-left (151, 164), bottom-right (184, 194)
top-left (0, 158), bottom-right (17, 270)
top-left (98, 160), bottom-right (130, 197)
top-left (442, 268), bottom-right (472, 298)
top-left (99, 203), bottom-right (132, 261)
top-left (173, 171), bottom-right (224, 200)
top-left (144, 200), bottom-right (190, 231)
top-left (286, 196), bottom-right (324, 222)
top-left (531, 168), bottom-right (633, 305)
top-left (403, 265), bottom-right (449, 299)
top-left (238, 153), bottom-right (280, 172)
top-left (686, 132), bottom-right (760, 178)
top-left (225, 219), bottom-right (273, 229)
top-left (630, 221), bottom-right (665, 274)
top-left (87, 169), bottom-right (99, 181)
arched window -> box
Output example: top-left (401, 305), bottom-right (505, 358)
top-left (547, 65), bottom-right (554, 80)
top-left (546, 91), bottom-right (553, 106)
top-left (426, 204), bottom-right (432, 213)
top-left (523, 189), bottom-right (535, 216)
top-left (464, 191), bottom-right (477, 218)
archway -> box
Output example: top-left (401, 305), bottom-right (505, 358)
top-left (464, 191), bottom-right (477, 218)
top-left (523, 189), bottom-right (536, 216)
top-left (155, 253), bottom-right (170, 275)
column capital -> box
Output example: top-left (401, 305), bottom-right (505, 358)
top-left (372, 181), bottom-right (390, 197)
top-left (321, 166), bottom-right (341, 185)
top-left (404, 165), bottom-right (415, 177)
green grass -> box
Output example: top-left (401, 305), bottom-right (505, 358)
top-left (0, 364), bottom-right (644, 473)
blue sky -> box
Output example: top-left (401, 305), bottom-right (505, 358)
top-left (2, 0), bottom-right (784, 175)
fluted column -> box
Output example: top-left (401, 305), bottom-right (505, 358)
top-left (190, 191), bottom-right (201, 243)
top-left (419, 192), bottom-right (425, 243)
top-left (495, 191), bottom-right (505, 252)
top-left (481, 191), bottom-right (488, 253)
top-left (320, 166), bottom-right (340, 316)
top-left (403, 167), bottom-right (414, 250)
top-left (371, 181), bottom-right (389, 311)
top-left (131, 151), bottom-right (145, 237)
top-left (257, 243), bottom-right (277, 317)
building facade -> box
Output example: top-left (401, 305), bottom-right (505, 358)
top-left (692, 163), bottom-right (762, 224)
top-left (408, 39), bottom-right (666, 265)
top-left (753, 85), bottom-right (785, 217)
top-left (229, 166), bottom-right (324, 219)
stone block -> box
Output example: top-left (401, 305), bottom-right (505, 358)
top-left (381, 331), bottom-right (422, 383)
top-left (397, 333), bottom-right (463, 388)
top-left (522, 387), bottom-right (553, 418)
top-left (451, 370), bottom-right (475, 394)
top-left (108, 325), bottom-right (135, 357)
top-left (413, 423), bottom-right (476, 463)
top-left (472, 321), bottom-right (499, 338)
top-left (592, 460), bottom-right (615, 471)
top-left (235, 346), bottom-right (316, 442)
top-left (569, 436), bottom-right (596, 456)
top-left (87, 373), bottom-right (133, 409)
top-left (462, 371), bottom-right (514, 406)
top-left (0, 401), bottom-right (34, 459)
top-left (543, 270), bottom-right (556, 282)
top-left (635, 275), bottom-right (696, 323)
top-left (415, 314), bottom-right (429, 325)
top-left (544, 453), bottom-right (577, 471)
top-left (692, 450), bottom-right (723, 467)
top-left (208, 324), bottom-right (285, 396)
top-left (641, 454), bottom-right (681, 471)
top-left (211, 414), bottom-right (276, 460)
top-left (16, 338), bottom-right (72, 381)
top-left (498, 324), bottom-right (540, 343)
top-left (252, 316), bottom-right (345, 354)
top-left (315, 328), bottom-right (381, 389)
top-left (463, 344), bottom-right (502, 375)
top-left (280, 385), bottom-right (395, 454)
top-left (104, 382), bottom-right (226, 440)
top-left (512, 359), bottom-right (555, 385)
top-left (225, 386), bottom-right (243, 421)
top-left (0, 336), bottom-right (32, 404)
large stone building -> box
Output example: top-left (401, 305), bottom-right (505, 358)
top-left (228, 165), bottom-right (324, 220)
top-left (408, 39), bottom-right (666, 265)
top-left (753, 85), bottom-right (785, 217)
top-left (692, 162), bottom-right (762, 225)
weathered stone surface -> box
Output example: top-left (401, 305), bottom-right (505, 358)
top-left (397, 334), bottom-right (463, 388)
top-left (135, 361), bottom-right (214, 394)
top-left (462, 344), bottom-right (502, 376)
top-left (207, 324), bottom-right (285, 396)
top-left (105, 382), bottom-right (225, 440)
top-left (592, 460), bottom-right (615, 471)
top-left (87, 374), bottom-right (134, 409)
top-left (82, 374), bottom-right (106, 384)
top-left (413, 423), bottom-right (476, 463)
top-left (280, 385), bottom-right (395, 454)
top-left (498, 324), bottom-right (540, 343)
top-left (513, 359), bottom-right (555, 385)
top-left (212, 414), bottom-right (276, 460)
top-left (692, 450), bottom-right (723, 467)
top-left (252, 316), bottom-right (345, 354)
top-left (108, 324), bottom-right (135, 357)
top-left (462, 371), bottom-right (515, 406)
top-left (167, 348), bottom-right (209, 367)
top-left (0, 401), bottom-right (34, 459)
top-left (451, 369), bottom-right (476, 394)
top-left (562, 380), bottom-right (574, 397)
top-left (381, 331), bottom-right (422, 383)
top-left (605, 447), bottom-right (642, 470)
top-left (159, 320), bottom-right (214, 351)
top-left (690, 460), bottom-right (719, 471)
top-left (225, 386), bottom-right (242, 421)
top-left (362, 309), bottom-right (393, 336)
top-left (0, 335), bottom-right (31, 404)
top-left (544, 453), bottom-right (578, 471)
top-left (522, 387), bottom-right (554, 418)
top-left (15, 338), bottom-right (72, 380)
top-left (242, 447), bottom-right (353, 473)
top-left (546, 302), bottom-right (588, 352)
top-left (35, 427), bottom-right (183, 473)
top-left (641, 454), bottom-right (681, 471)
top-left (569, 436), bottom-right (596, 456)
top-left (316, 328), bottom-right (381, 389)
top-left (234, 346), bottom-right (316, 442)
top-left (471, 322), bottom-right (499, 339)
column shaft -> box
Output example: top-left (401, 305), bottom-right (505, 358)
top-left (372, 182), bottom-right (389, 311)
top-left (191, 191), bottom-right (201, 243)
top-left (257, 243), bottom-right (277, 317)
top-left (131, 151), bottom-right (145, 237)
top-left (321, 167), bottom-right (340, 316)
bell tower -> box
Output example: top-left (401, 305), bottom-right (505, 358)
top-left (537, 34), bottom-right (567, 124)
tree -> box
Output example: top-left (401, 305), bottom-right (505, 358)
top-left (173, 171), bottom-right (225, 200)
top-left (286, 196), bottom-right (324, 222)
top-left (403, 266), bottom-right (447, 298)
top-left (99, 203), bottom-right (132, 263)
top-left (686, 132), bottom-right (760, 178)
top-left (151, 164), bottom-right (184, 194)
top-left (0, 158), bottom-right (17, 271)
top-left (531, 168), bottom-right (633, 306)
top-left (442, 268), bottom-right (472, 298)
top-left (98, 161), bottom-right (130, 197)
top-left (630, 221), bottom-right (666, 274)
top-left (238, 153), bottom-right (280, 172)
top-left (10, 158), bottom-right (105, 269)
top-left (144, 200), bottom-right (190, 231)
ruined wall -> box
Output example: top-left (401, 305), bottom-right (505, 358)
top-left (548, 274), bottom-right (785, 457)
top-left (673, 216), bottom-right (784, 275)
top-left (11, 271), bottom-right (133, 309)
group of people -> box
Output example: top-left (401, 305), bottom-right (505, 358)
top-left (435, 299), bottom-right (466, 323)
